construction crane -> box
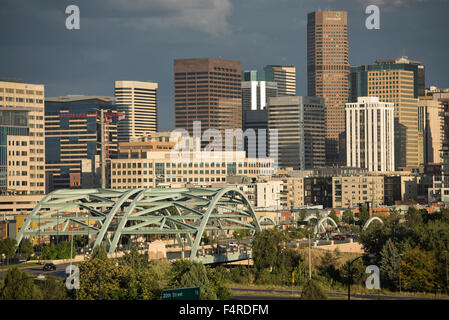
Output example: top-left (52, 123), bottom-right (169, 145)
top-left (99, 110), bottom-right (125, 188)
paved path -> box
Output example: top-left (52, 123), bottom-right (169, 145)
top-left (230, 287), bottom-right (443, 300)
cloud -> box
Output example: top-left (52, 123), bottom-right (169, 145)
top-left (81, 0), bottom-right (233, 37)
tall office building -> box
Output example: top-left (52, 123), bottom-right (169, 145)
top-left (243, 66), bottom-right (296, 96)
top-left (418, 87), bottom-right (449, 165)
top-left (45, 95), bottom-right (119, 190)
top-left (307, 11), bottom-right (350, 165)
top-left (242, 81), bottom-right (278, 112)
top-left (350, 56), bottom-right (425, 169)
top-left (263, 65), bottom-right (296, 96)
top-left (428, 98), bottom-right (449, 203)
top-left (345, 97), bottom-right (395, 172)
top-left (0, 80), bottom-right (45, 195)
top-left (115, 81), bottom-right (158, 142)
top-left (267, 96), bottom-right (325, 170)
top-left (242, 81), bottom-right (277, 158)
top-left (174, 58), bottom-right (242, 137)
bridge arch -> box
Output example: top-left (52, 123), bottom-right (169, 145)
top-left (362, 216), bottom-right (384, 231)
top-left (16, 187), bottom-right (261, 261)
top-left (258, 216), bottom-right (276, 229)
top-left (314, 216), bottom-right (340, 235)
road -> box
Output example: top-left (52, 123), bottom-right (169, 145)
top-left (230, 287), bottom-right (442, 300)
top-left (0, 262), bottom-right (74, 279)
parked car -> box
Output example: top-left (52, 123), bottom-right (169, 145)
top-left (228, 241), bottom-right (238, 248)
top-left (43, 263), bottom-right (56, 271)
top-left (332, 235), bottom-right (345, 241)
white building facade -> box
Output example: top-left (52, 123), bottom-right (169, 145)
top-left (346, 97), bottom-right (395, 171)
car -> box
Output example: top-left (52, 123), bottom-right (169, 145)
top-left (228, 241), bottom-right (238, 248)
top-left (332, 235), bottom-right (345, 241)
top-left (43, 263), bottom-right (56, 271)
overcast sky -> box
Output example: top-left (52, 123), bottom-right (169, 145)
top-left (1, 0), bottom-right (448, 130)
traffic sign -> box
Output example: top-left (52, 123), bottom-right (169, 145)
top-left (161, 286), bottom-right (201, 300)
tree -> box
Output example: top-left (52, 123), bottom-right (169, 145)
top-left (169, 260), bottom-right (217, 300)
top-left (299, 280), bottom-right (327, 300)
top-left (318, 251), bottom-right (340, 282)
top-left (252, 229), bottom-right (286, 272)
top-left (342, 209), bottom-right (355, 225)
top-left (328, 209), bottom-right (339, 224)
top-left (39, 276), bottom-right (69, 300)
top-left (90, 246), bottom-right (108, 260)
top-left (120, 246), bottom-right (149, 273)
top-left (76, 256), bottom-right (135, 300)
top-left (0, 238), bottom-right (17, 265)
top-left (0, 267), bottom-right (42, 300)
top-left (404, 206), bottom-right (423, 228)
top-left (18, 239), bottom-right (34, 259)
top-left (379, 239), bottom-right (401, 290)
top-left (400, 248), bottom-right (440, 292)
top-left (358, 204), bottom-right (370, 226)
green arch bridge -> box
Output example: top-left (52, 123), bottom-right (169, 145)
top-left (16, 187), bottom-right (262, 263)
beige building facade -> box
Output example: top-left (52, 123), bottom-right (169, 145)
top-left (0, 80), bottom-right (45, 196)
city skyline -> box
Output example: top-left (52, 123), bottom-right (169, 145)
top-left (1, 0), bottom-right (448, 131)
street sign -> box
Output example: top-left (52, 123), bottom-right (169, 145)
top-left (161, 286), bottom-right (201, 300)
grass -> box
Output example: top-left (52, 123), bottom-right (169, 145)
top-left (0, 262), bottom-right (41, 270)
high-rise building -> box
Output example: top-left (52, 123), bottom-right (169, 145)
top-left (45, 95), bottom-right (119, 191)
top-left (0, 80), bottom-right (45, 195)
top-left (428, 98), bottom-right (449, 203)
top-left (115, 81), bottom-right (158, 142)
top-left (263, 65), bottom-right (296, 96)
top-left (350, 57), bottom-right (425, 169)
top-left (267, 96), bottom-right (325, 170)
top-left (242, 81), bottom-right (278, 112)
top-left (418, 86), bottom-right (449, 165)
top-left (345, 97), bottom-right (395, 172)
top-left (174, 58), bottom-right (242, 137)
top-left (307, 11), bottom-right (350, 165)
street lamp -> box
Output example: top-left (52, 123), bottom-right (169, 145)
top-left (347, 254), bottom-right (375, 301)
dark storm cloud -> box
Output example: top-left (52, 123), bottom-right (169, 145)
top-left (1, 0), bottom-right (448, 131)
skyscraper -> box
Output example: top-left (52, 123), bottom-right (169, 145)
top-left (267, 96), bottom-right (325, 170)
top-left (174, 58), bottom-right (242, 137)
top-left (307, 11), bottom-right (350, 165)
top-left (345, 97), bottom-right (395, 172)
top-left (350, 57), bottom-right (425, 169)
top-left (0, 80), bottom-right (45, 195)
top-left (115, 81), bottom-right (158, 142)
top-left (45, 95), bottom-right (119, 190)
top-left (263, 65), bottom-right (296, 96)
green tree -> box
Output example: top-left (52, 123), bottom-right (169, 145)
top-left (120, 246), bottom-right (149, 273)
top-left (18, 239), bottom-right (34, 259)
top-left (76, 256), bottom-right (134, 300)
top-left (299, 280), bottom-right (327, 300)
top-left (342, 209), bottom-right (355, 225)
top-left (379, 239), bottom-right (401, 290)
top-left (169, 260), bottom-right (217, 300)
top-left (404, 206), bottom-right (423, 228)
top-left (90, 245), bottom-right (108, 260)
top-left (39, 276), bottom-right (69, 300)
top-left (328, 209), bottom-right (339, 224)
top-left (0, 267), bottom-right (42, 300)
top-left (401, 248), bottom-right (440, 292)
top-left (358, 204), bottom-right (370, 226)
top-left (0, 238), bottom-right (17, 265)
top-left (252, 229), bottom-right (286, 272)
top-left (317, 251), bottom-right (340, 283)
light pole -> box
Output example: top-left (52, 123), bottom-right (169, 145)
top-left (347, 254), bottom-right (374, 301)
top-left (398, 253), bottom-right (404, 293)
